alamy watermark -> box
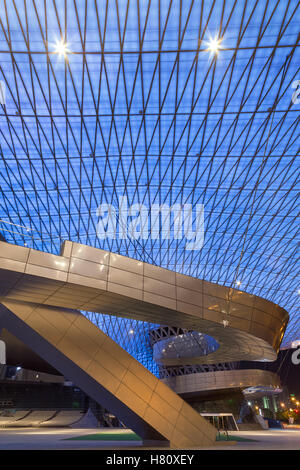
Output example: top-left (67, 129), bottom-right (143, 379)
top-left (96, 197), bottom-right (204, 250)
top-left (0, 80), bottom-right (5, 105)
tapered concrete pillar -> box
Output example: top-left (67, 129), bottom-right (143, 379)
top-left (0, 300), bottom-right (217, 448)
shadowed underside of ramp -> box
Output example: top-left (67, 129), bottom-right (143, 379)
top-left (0, 300), bottom-right (217, 448)
top-left (0, 240), bottom-right (288, 447)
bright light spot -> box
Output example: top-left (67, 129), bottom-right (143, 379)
top-left (207, 35), bottom-right (223, 54)
top-left (54, 39), bottom-right (70, 58)
top-left (236, 280), bottom-right (242, 286)
top-left (129, 329), bottom-right (134, 335)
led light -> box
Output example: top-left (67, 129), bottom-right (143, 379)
top-left (129, 329), bottom-right (134, 335)
top-left (236, 280), bottom-right (242, 286)
top-left (54, 39), bottom-right (70, 57)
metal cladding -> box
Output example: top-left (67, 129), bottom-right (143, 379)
top-left (0, 1), bottom-right (298, 348)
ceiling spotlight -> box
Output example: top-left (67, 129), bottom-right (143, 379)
top-left (54, 39), bottom-right (70, 58)
top-left (129, 329), bottom-right (134, 335)
top-left (207, 35), bottom-right (222, 54)
top-left (236, 280), bottom-right (242, 286)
